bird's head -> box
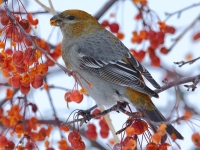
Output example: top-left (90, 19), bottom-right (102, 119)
top-left (50, 10), bottom-right (103, 38)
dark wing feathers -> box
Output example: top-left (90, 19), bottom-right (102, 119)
top-left (126, 52), bottom-right (161, 89)
top-left (79, 56), bottom-right (159, 98)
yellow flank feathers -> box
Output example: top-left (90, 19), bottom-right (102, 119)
top-left (125, 88), bottom-right (155, 110)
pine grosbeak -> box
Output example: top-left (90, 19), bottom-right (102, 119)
top-left (50, 10), bottom-right (183, 140)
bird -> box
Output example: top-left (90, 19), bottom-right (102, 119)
top-left (50, 9), bottom-right (183, 140)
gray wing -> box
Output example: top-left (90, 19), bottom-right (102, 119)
top-left (75, 30), bottom-right (160, 97)
top-left (77, 55), bottom-right (158, 98)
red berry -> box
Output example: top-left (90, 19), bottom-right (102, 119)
top-left (31, 75), bottom-right (43, 89)
top-left (70, 90), bottom-right (83, 103)
top-left (100, 129), bottom-right (109, 138)
top-left (160, 46), bottom-right (168, 54)
top-left (11, 74), bottom-right (21, 88)
top-left (31, 103), bottom-right (38, 113)
top-left (99, 119), bottom-right (109, 131)
top-left (147, 30), bottom-right (156, 40)
top-left (5, 48), bottom-right (13, 55)
top-left (87, 124), bottom-right (96, 130)
top-left (109, 23), bottom-right (119, 33)
top-left (135, 13), bottom-right (142, 20)
top-left (24, 37), bottom-right (32, 46)
top-left (136, 50), bottom-right (145, 62)
top-left (131, 120), bottom-right (148, 135)
top-left (5, 140), bottom-right (15, 150)
top-left (192, 133), bottom-right (200, 147)
top-left (1, 14), bottom-right (9, 26)
top-left (19, 19), bottom-right (30, 30)
top-left (85, 129), bottom-right (97, 140)
top-left (20, 85), bottom-right (30, 94)
top-left (13, 51), bottom-right (24, 65)
top-left (64, 91), bottom-right (72, 102)
top-left (166, 26), bottom-right (176, 34)
top-left (27, 14), bottom-right (39, 25)
top-left (0, 135), bottom-right (8, 147)
top-left (193, 32), bottom-right (200, 41)
top-left (151, 55), bottom-right (160, 67)
top-left (146, 142), bottom-right (158, 150)
top-left (92, 109), bottom-right (101, 119)
top-left (101, 20), bottom-right (109, 27)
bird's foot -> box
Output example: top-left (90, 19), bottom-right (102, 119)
top-left (77, 105), bottom-right (98, 122)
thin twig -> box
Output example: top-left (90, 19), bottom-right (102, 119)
top-left (43, 77), bottom-right (63, 139)
top-left (48, 0), bottom-right (56, 15)
top-left (154, 74), bottom-right (200, 93)
top-left (94, 0), bottom-right (117, 20)
top-left (168, 14), bottom-right (200, 52)
top-left (165, 2), bottom-right (200, 21)
top-left (41, 85), bottom-right (71, 91)
top-left (0, 10), bottom-right (51, 15)
top-left (34, 0), bottom-right (56, 15)
top-left (174, 56), bottom-right (200, 67)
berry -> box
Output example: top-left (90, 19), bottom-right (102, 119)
top-left (70, 90), bottom-right (83, 103)
top-left (101, 20), bottom-right (109, 27)
top-left (20, 85), bottom-right (30, 94)
top-left (19, 19), bottom-right (30, 30)
top-left (1, 14), bottom-right (9, 26)
top-left (31, 75), bottom-right (43, 89)
top-left (11, 74), bottom-right (21, 88)
top-left (109, 23), bottom-right (119, 33)
top-left (13, 51), bottom-right (24, 65)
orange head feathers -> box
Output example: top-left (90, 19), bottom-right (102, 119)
top-left (50, 10), bottom-right (103, 38)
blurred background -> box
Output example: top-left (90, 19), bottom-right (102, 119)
top-left (1, 0), bottom-right (200, 149)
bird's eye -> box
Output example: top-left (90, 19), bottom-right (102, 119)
top-left (68, 16), bottom-right (75, 20)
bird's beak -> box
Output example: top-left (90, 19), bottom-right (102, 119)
top-left (50, 14), bottom-right (63, 26)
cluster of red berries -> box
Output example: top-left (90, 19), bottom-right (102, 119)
top-left (99, 118), bottom-right (109, 138)
top-left (146, 142), bottom-right (170, 150)
top-left (85, 109), bottom-right (109, 141)
top-left (64, 90), bottom-right (84, 103)
top-left (68, 132), bottom-right (86, 150)
top-left (0, 9), bottom-right (62, 95)
top-left (85, 124), bottom-right (97, 140)
top-left (0, 135), bottom-right (15, 150)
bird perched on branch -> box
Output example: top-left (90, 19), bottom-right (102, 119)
top-left (50, 9), bottom-right (183, 140)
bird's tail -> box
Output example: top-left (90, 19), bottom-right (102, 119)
top-left (143, 107), bottom-right (184, 140)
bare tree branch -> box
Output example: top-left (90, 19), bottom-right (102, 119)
top-left (165, 2), bottom-right (200, 21)
top-left (154, 74), bottom-right (200, 93)
top-left (168, 14), bottom-right (200, 52)
top-left (174, 56), bottom-right (200, 67)
top-left (94, 0), bottom-right (117, 20)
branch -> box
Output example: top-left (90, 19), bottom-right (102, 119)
top-left (168, 14), bottom-right (200, 52)
top-left (62, 103), bottom-right (142, 126)
top-left (94, 0), bottom-right (117, 20)
top-left (34, 0), bottom-right (56, 15)
top-left (0, 10), bottom-right (51, 15)
top-left (165, 2), bottom-right (200, 21)
top-left (154, 74), bottom-right (200, 93)
top-left (0, 89), bottom-right (19, 107)
top-left (43, 77), bottom-right (63, 138)
top-left (174, 56), bottom-right (200, 67)
top-left (41, 85), bottom-right (71, 91)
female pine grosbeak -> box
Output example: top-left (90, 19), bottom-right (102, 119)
top-left (50, 10), bottom-right (183, 140)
